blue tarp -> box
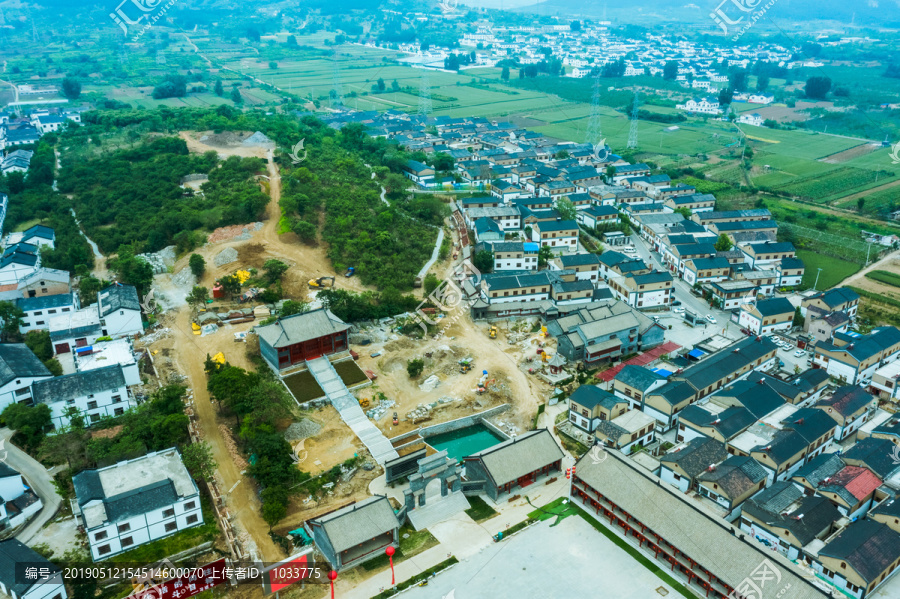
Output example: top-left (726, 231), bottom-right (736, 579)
top-left (652, 368), bottom-right (673, 378)
top-left (75, 346), bottom-right (93, 354)
top-left (688, 349), bottom-right (706, 359)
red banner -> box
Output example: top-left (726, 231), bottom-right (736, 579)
top-left (139, 559), bottom-right (227, 599)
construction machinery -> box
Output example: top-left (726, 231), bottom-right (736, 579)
top-left (308, 276), bottom-right (335, 289)
top-left (489, 325), bottom-right (498, 339)
top-left (392, 412), bottom-right (399, 425)
top-left (459, 358), bottom-right (473, 373)
top-left (358, 397), bottom-right (370, 408)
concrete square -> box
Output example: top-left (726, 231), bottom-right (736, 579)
top-left (401, 514), bottom-right (677, 599)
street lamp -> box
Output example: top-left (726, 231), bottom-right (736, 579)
top-left (813, 267), bottom-right (823, 291)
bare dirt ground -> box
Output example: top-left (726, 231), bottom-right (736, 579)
top-left (820, 143), bottom-right (881, 164)
top-left (842, 252), bottom-right (900, 301)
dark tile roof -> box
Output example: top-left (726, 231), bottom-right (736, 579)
top-left (466, 429), bottom-right (564, 486)
top-left (841, 437), bottom-right (900, 478)
top-left (0, 539), bottom-right (60, 595)
top-left (697, 455), bottom-right (767, 500)
top-left (31, 364), bottom-right (126, 405)
top-left (627, 271), bottom-right (673, 286)
top-left (558, 253), bottom-right (601, 267)
top-left (257, 308), bottom-right (350, 349)
top-left (781, 408), bottom-right (837, 445)
top-left (660, 437), bottom-right (728, 478)
top-left (754, 429), bottom-right (806, 464)
top-left (652, 380), bottom-right (696, 406)
top-left (536, 219), bottom-right (578, 232)
top-left (98, 284), bottom-right (140, 316)
top-left (310, 495), bottom-right (400, 553)
top-left (0, 344), bottom-right (51, 386)
top-left (680, 405), bottom-right (756, 440)
top-left (569, 385), bottom-right (624, 411)
top-left (16, 292), bottom-right (75, 313)
top-left (819, 520), bottom-right (900, 584)
top-left (105, 478), bottom-right (178, 521)
top-left (743, 482), bottom-right (840, 546)
top-left (815, 385), bottom-right (873, 418)
top-left (679, 336), bottom-right (778, 393)
top-left (615, 365), bottom-right (665, 391)
top-left (871, 497), bottom-right (900, 520)
top-left (811, 287), bottom-right (859, 308)
top-left (754, 297), bottom-right (795, 317)
top-left (792, 453), bottom-right (844, 486)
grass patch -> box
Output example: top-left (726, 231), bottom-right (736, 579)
top-left (359, 524), bottom-right (437, 572)
top-left (464, 495), bottom-right (498, 522)
top-left (370, 556), bottom-right (459, 599)
top-left (556, 427), bottom-right (590, 457)
top-left (865, 270), bottom-right (900, 288)
top-left (527, 497), bottom-right (579, 524)
top-left (849, 286), bottom-right (900, 310)
top-left (333, 359), bottom-right (370, 386)
top-left (795, 249), bottom-right (861, 290)
top-left (574, 506), bottom-right (696, 599)
top-left (282, 370), bottom-right (324, 403)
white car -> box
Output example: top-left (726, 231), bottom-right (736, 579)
top-left (673, 307), bottom-right (685, 314)
top-left (793, 350), bottom-right (805, 358)
top-left (623, 247), bottom-right (636, 254)
top-left (705, 314), bottom-right (716, 324)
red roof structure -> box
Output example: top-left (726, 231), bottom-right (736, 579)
top-left (596, 341), bottom-right (682, 382)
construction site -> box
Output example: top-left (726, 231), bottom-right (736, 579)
top-left (115, 131), bottom-right (576, 576)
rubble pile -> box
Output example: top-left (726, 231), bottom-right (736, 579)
top-left (365, 398), bottom-right (396, 420)
top-left (405, 402), bottom-right (436, 421)
top-left (137, 245), bottom-right (177, 275)
top-left (220, 424), bottom-right (249, 470)
top-left (418, 374), bottom-right (441, 392)
top-left (213, 247), bottom-right (239, 266)
top-left (284, 419), bottom-right (322, 442)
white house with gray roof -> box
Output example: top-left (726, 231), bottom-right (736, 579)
top-left (305, 495), bottom-right (400, 571)
top-left (31, 365), bottom-right (132, 429)
top-left (462, 429), bottom-right (564, 500)
top-left (96, 284), bottom-right (142, 338)
top-left (0, 463), bottom-right (42, 534)
top-left (72, 448), bottom-right (202, 561)
top-left (15, 292), bottom-right (78, 334)
top-left (0, 344), bottom-right (52, 412)
top-left (0, 539), bottom-right (66, 599)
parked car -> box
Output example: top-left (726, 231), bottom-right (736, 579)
top-left (793, 350), bottom-right (805, 358)
top-left (705, 314), bottom-right (716, 324)
top-left (671, 300), bottom-right (682, 307)
top-left (623, 247), bottom-right (636, 254)
top-left (673, 307), bottom-right (685, 314)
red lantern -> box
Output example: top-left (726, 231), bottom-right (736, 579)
top-left (328, 570), bottom-right (338, 599)
top-left (385, 546), bottom-right (396, 585)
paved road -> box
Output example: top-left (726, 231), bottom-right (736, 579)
top-left (0, 428), bottom-right (62, 544)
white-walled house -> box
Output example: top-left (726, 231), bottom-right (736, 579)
top-left (97, 285), bottom-right (143, 338)
top-left (0, 344), bottom-right (52, 412)
top-left (31, 365), bottom-right (133, 429)
top-left (72, 448), bottom-right (203, 561)
top-left (0, 463), bottom-right (42, 533)
top-left (737, 113), bottom-right (764, 127)
top-left (0, 539), bottom-right (67, 599)
top-left (15, 293), bottom-right (79, 334)
top-left (74, 338), bottom-right (142, 387)
top-left (675, 97), bottom-right (722, 115)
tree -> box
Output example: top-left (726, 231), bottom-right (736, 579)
top-left (261, 486), bottom-right (288, 529)
top-left (472, 250), bottom-right (493, 274)
top-left (792, 307), bottom-right (805, 329)
top-left (857, 198), bottom-right (866, 213)
top-left (218, 274), bottom-right (242, 299)
top-left (714, 233), bottom-right (733, 252)
top-left (268, 61), bottom-right (278, 69)
top-left (805, 76), bottom-right (832, 99)
top-left (663, 61), bottom-right (679, 81)
top-left (538, 245), bottom-right (554, 268)
top-left (556, 198), bottom-right (577, 221)
top-left (570, 20), bottom-right (581, 31)
top-left (423, 273), bottom-right (440, 295)
top-left (391, 79), bottom-right (400, 92)
top-left (280, 300), bottom-right (308, 317)
top-left (674, 207), bottom-right (693, 219)
top-left (501, 66), bottom-right (510, 81)
top-left (189, 253), bottom-right (205, 277)
top-left (107, 247), bottom-right (154, 296)
top-left (718, 86), bottom-right (734, 106)
top-left (24, 330), bottom-right (53, 361)
top-left (524, 226), bottom-right (533, 240)
top-left (756, 74), bottom-right (770, 92)
top-left (187, 286), bottom-right (208, 306)
top-left (729, 69), bottom-right (749, 92)
top-left (287, 35), bottom-right (297, 46)
top-left (214, 79), bottom-right (224, 96)
top-left (292, 220), bottom-right (317, 244)
top-left (182, 442), bottom-right (216, 482)
top-left (2, 403), bottom-right (51, 449)
top-left (376, 77), bottom-right (385, 91)
top-left (0, 302), bottom-right (24, 342)
top-left (407, 358), bottom-right (425, 378)
top-left (61, 76), bottom-right (81, 99)
top-left (263, 259), bottom-right (289, 284)
top-left (554, 150), bottom-right (570, 160)
top-left (231, 87), bottom-right (243, 103)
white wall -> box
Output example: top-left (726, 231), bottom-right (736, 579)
top-left (102, 308), bottom-right (142, 338)
top-left (659, 465), bottom-right (690, 493)
top-left (20, 305), bottom-right (75, 334)
top-left (495, 255), bottom-right (537, 271)
top-left (46, 385), bottom-right (134, 429)
top-left (88, 496), bottom-right (202, 561)
top-left (0, 376), bottom-right (52, 413)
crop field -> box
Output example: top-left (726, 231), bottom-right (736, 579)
top-left (795, 250), bottom-right (861, 290)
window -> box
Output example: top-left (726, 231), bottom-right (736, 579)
top-left (114, 408), bottom-right (124, 416)
top-left (35, 321), bottom-right (44, 326)
top-left (87, 401), bottom-right (98, 409)
top-left (15, 388), bottom-right (30, 397)
top-left (95, 531), bottom-right (108, 541)
top-left (118, 523), bottom-right (130, 533)
top-left (62, 307), bottom-right (70, 312)
top-left (186, 514), bottom-right (199, 524)
top-left (66, 398), bottom-right (75, 405)
top-left (165, 522), bottom-right (177, 532)
top-left (119, 310), bottom-right (124, 316)
top-left (184, 501), bottom-right (196, 510)
top-left (121, 536), bottom-right (134, 547)
top-left (112, 395), bottom-right (122, 403)
top-left (90, 414), bottom-right (100, 423)
top-left (163, 508), bottom-right (175, 518)
top-left (48, 309), bottom-right (56, 314)
top-left (34, 311), bottom-right (42, 316)
top-left (98, 544), bottom-right (111, 555)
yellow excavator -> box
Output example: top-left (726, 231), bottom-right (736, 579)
top-left (489, 325), bottom-right (498, 339)
top-left (308, 276), bottom-right (336, 289)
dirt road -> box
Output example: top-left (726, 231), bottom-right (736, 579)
top-left (168, 308), bottom-right (283, 562)
top-left (840, 248), bottom-right (900, 288)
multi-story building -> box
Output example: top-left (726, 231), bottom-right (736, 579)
top-left (31, 365), bottom-right (133, 429)
top-left (72, 448), bottom-right (203, 561)
top-left (736, 297), bottom-right (795, 335)
top-left (813, 327), bottom-right (900, 385)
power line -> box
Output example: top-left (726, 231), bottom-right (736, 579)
top-left (585, 75), bottom-right (603, 146)
top-left (330, 47), bottom-right (343, 108)
top-left (418, 68), bottom-right (432, 117)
